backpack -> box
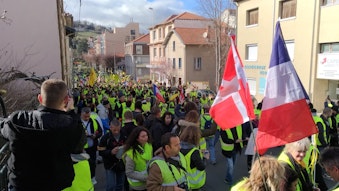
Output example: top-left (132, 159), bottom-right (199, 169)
top-left (202, 115), bottom-right (212, 130)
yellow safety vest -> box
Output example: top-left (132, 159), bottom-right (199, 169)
top-left (108, 97), bottom-right (116, 110)
top-left (200, 98), bottom-right (209, 106)
top-left (124, 143), bottom-right (153, 188)
top-left (231, 179), bottom-right (247, 191)
top-left (278, 152), bottom-right (311, 191)
top-left (62, 160), bottom-right (94, 191)
top-left (168, 102), bottom-right (175, 115)
top-left (142, 102), bottom-right (151, 113)
top-left (159, 102), bottom-right (168, 116)
top-left (254, 109), bottom-right (262, 120)
top-left (303, 144), bottom-right (318, 186)
top-left (149, 153), bottom-right (187, 187)
top-left (116, 101), bottom-right (126, 119)
top-left (313, 116), bottom-right (328, 146)
top-left (190, 91), bottom-right (197, 98)
top-left (184, 147), bottom-right (206, 189)
top-left (330, 183), bottom-right (339, 191)
top-left (84, 119), bottom-right (99, 149)
top-left (220, 125), bottom-right (243, 151)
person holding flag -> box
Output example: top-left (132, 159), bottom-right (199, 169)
top-left (251, 20), bottom-right (320, 191)
top-left (255, 21), bottom-right (318, 154)
top-left (208, 32), bottom-right (255, 185)
top-left (153, 84), bottom-right (165, 103)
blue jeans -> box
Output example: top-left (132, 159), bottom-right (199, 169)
top-left (105, 169), bottom-right (125, 191)
top-left (8, 185), bottom-right (16, 191)
top-left (225, 150), bottom-right (237, 184)
top-left (206, 136), bottom-right (216, 163)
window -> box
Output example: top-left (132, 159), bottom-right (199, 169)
top-left (322, 0), bottom-right (339, 6)
top-left (280, 0), bottom-right (296, 19)
top-left (178, 58), bottom-right (182, 69)
top-left (247, 8), bottom-right (258, 26)
top-left (158, 28), bottom-right (162, 39)
top-left (130, 30), bottom-right (136, 35)
top-left (136, 45), bottom-right (143, 55)
top-left (194, 57), bottom-right (202, 70)
top-left (153, 30), bottom-right (156, 40)
top-left (159, 48), bottom-right (162, 57)
top-left (246, 44), bottom-right (258, 61)
top-left (172, 58), bottom-right (176, 69)
top-left (285, 40), bottom-right (295, 60)
top-left (173, 41), bottom-right (176, 51)
top-left (153, 48), bottom-right (157, 57)
top-left (320, 42), bottom-right (339, 53)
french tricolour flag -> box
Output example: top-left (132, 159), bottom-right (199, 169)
top-left (256, 21), bottom-right (318, 154)
top-left (210, 35), bottom-right (255, 130)
top-left (153, 84), bottom-right (165, 103)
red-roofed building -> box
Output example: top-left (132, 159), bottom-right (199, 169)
top-left (149, 12), bottom-right (217, 90)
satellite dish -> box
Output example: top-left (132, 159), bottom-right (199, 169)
top-left (203, 32), bottom-right (208, 38)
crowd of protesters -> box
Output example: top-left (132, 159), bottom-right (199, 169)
top-left (70, 81), bottom-right (218, 191)
top-left (2, 78), bottom-right (338, 191)
top-left (68, 79), bottom-right (339, 191)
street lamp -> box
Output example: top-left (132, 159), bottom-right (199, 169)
top-left (148, 7), bottom-right (154, 27)
top-left (148, 7), bottom-right (155, 82)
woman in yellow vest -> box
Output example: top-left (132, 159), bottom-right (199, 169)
top-left (278, 138), bottom-right (320, 191)
top-left (231, 155), bottom-right (285, 191)
top-left (123, 127), bottom-right (153, 191)
top-left (179, 125), bottom-right (207, 191)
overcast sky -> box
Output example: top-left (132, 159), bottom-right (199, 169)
top-left (64, 0), bottom-right (201, 33)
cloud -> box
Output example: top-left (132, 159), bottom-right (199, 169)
top-left (64, 0), bottom-right (196, 33)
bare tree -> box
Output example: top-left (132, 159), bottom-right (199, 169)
top-left (153, 59), bottom-right (176, 86)
top-left (83, 53), bottom-right (102, 68)
top-left (0, 45), bottom-right (55, 113)
top-left (196, 0), bottom-right (236, 90)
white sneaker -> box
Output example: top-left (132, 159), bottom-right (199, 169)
top-left (91, 177), bottom-right (97, 185)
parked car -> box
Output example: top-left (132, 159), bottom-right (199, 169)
top-left (197, 89), bottom-right (216, 99)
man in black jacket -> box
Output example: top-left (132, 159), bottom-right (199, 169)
top-left (0, 79), bottom-right (85, 191)
top-left (98, 119), bottom-right (127, 191)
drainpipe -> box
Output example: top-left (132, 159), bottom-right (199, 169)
top-left (56, 0), bottom-right (66, 81)
top-left (308, 0), bottom-right (321, 101)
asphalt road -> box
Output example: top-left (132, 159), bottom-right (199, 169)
top-left (94, 143), bottom-right (336, 191)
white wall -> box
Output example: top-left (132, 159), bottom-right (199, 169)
top-left (0, 0), bottom-right (62, 78)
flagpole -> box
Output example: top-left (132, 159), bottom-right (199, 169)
top-left (311, 134), bottom-right (318, 186)
top-left (249, 121), bottom-right (269, 191)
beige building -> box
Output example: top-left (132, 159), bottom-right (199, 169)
top-left (95, 22), bottom-right (140, 57)
top-left (235, 0), bottom-right (339, 110)
top-left (149, 12), bottom-right (216, 89)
